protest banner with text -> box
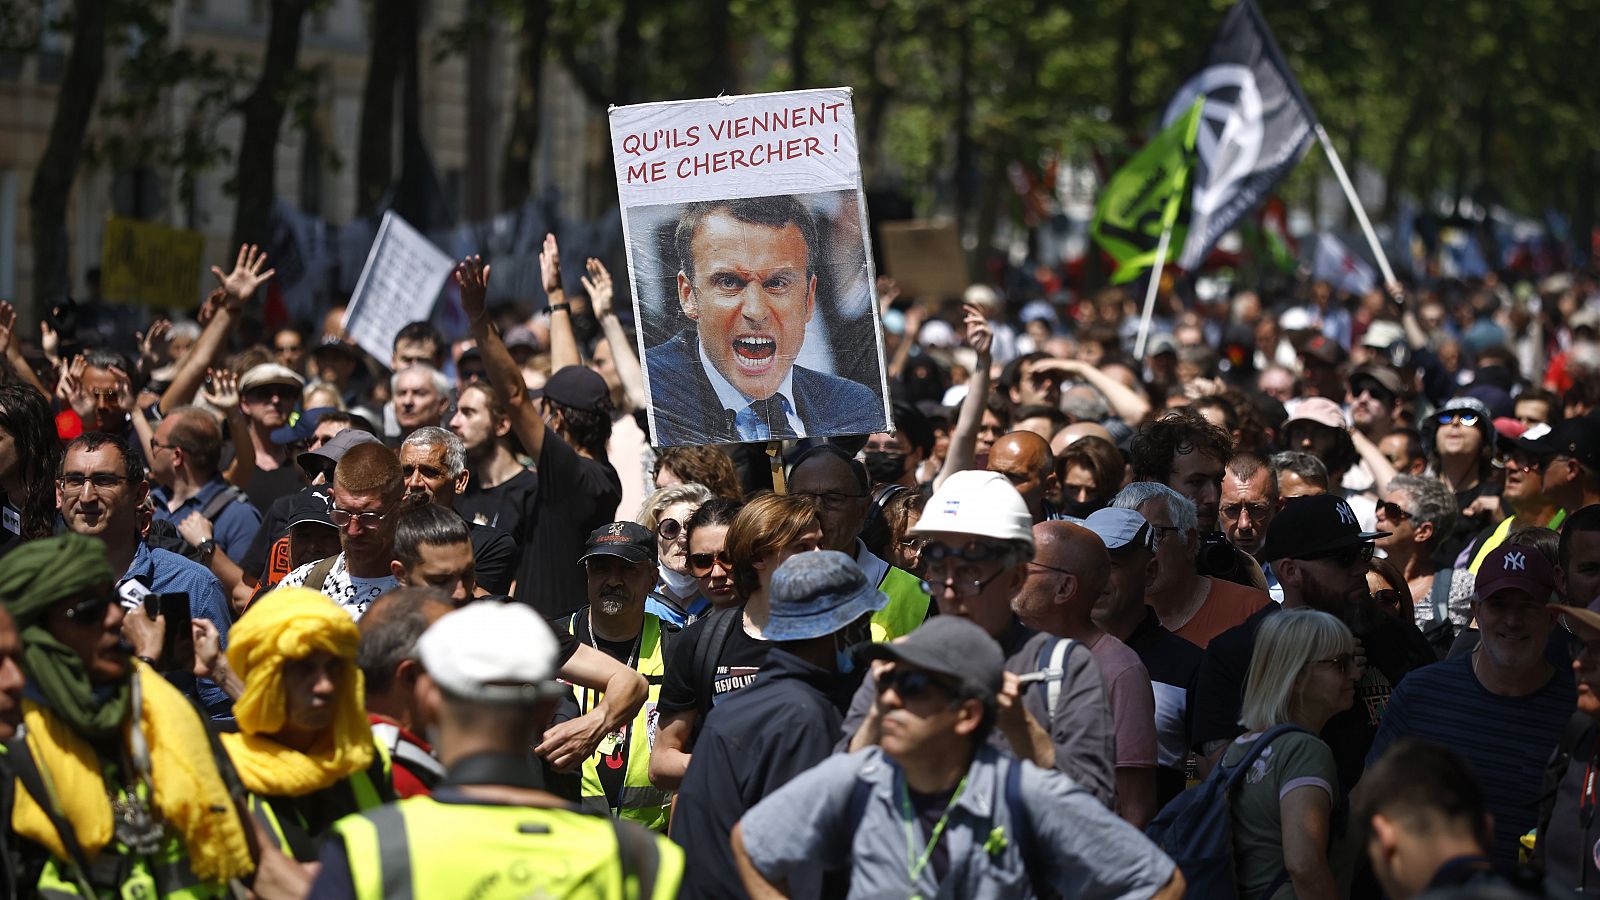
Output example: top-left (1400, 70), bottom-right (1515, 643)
top-left (610, 88), bottom-right (891, 447)
top-left (101, 217), bottom-right (205, 308)
top-left (342, 211), bottom-right (455, 364)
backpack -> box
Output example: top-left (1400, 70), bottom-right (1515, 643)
top-left (1144, 723), bottom-right (1306, 898)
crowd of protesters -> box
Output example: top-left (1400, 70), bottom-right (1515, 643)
top-left (0, 228), bottom-right (1598, 899)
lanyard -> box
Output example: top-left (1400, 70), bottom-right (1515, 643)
top-left (898, 773), bottom-right (968, 899)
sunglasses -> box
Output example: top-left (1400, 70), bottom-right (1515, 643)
top-left (1436, 412), bottom-right (1480, 428)
top-left (922, 542), bottom-right (1008, 564)
top-left (1304, 542), bottom-right (1375, 568)
top-left (876, 667), bottom-right (959, 702)
top-left (657, 518), bottom-right (683, 542)
top-left (1372, 588), bottom-right (1405, 611)
top-left (688, 550), bottom-right (733, 577)
top-left (330, 507), bottom-right (388, 529)
top-left (1377, 501), bottom-right (1413, 523)
top-left (61, 592), bottom-right (118, 623)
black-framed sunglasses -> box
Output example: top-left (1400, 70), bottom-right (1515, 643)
top-left (61, 592), bottom-right (118, 623)
top-left (657, 518), bottom-right (683, 542)
top-left (1377, 501), bottom-right (1413, 523)
top-left (687, 550), bottom-right (732, 576)
top-left (876, 667), bottom-right (959, 702)
top-left (921, 542), bottom-right (1008, 564)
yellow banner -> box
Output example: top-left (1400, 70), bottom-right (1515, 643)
top-left (100, 217), bottom-right (205, 307)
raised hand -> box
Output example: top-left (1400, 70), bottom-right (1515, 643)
top-left (136, 319), bottom-right (172, 368)
top-left (454, 255), bottom-right (492, 324)
top-left (962, 301), bottom-right (994, 357)
top-left (876, 276), bottom-right (901, 313)
top-left (199, 367), bottom-right (239, 412)
top-left (107, 366), bottom-right (137, 416)
top-left (209, 244), bottom-right (276, 310)
top-left (538, 233), bottom-right (563, 297)
top-left (191, 618), bottom-right (223, 680)
top-left (581, 258), bottom-right (614, 320)
top-left (196, 287), bottom-right (225, 327)
top-left (39, 320), bottom-right (60, 364)
top-left (58, 355), bottom-right (94, 420)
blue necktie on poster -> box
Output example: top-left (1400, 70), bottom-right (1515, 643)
top-left (734, 397), bottom-right (796, 441)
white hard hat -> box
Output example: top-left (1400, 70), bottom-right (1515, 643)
top-left (911, 470), bottom-right (1034, 550)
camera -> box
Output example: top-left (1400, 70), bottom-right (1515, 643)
top-left (1195, 531), bottom-right (1240, 580)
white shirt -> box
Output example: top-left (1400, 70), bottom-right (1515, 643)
top-left (697, 340), bottom-right (807, 438)
top-left (276, 552), bottom-right (398, 619)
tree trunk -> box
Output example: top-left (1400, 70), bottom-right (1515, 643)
top-left (858, 0), bottom-right (893, 182)
top-left (1111, 0), bottom-right (1136, 137)
top-left (465, 0), bottom-right (492, 220)
top-left (952, 5), bottom-right (974, 234)
top-left (27, 0), bottom-right (108, 325)
top-left (788, 0), bottom-right (811, 90)
top-left (501, 0), bottom-right (548, 212)
top-left (356, 0), bottom-right (404, 215)
top-left (697, 0), bottom-right (733, 95)
top-left (1380, 93), bottom-right (1429, 221)
top-left (231, 0), bottom-right (310, 252)
top-left (1573, 150), bottom-right (1595, 269)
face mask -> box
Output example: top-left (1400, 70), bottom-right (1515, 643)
top-left (834, 631), bottom-right (862, 674)
top-left (659, 563), bottom-right (700, 596)
top-left (1058, 497), bottom-right (1103, 519)
top-left (863, 451), bottom-right (907, 484)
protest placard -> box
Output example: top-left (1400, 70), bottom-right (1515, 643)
top-left (341, 211), bottom-right (455, 364)
top-left (610, 87), bottom-right (891, 447)
top-left (878, 220), bottom-right (968, 301)
top-left (100, 217), bottom-right (205, 307)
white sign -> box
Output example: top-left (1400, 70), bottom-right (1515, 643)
top-left (342, 211), bottom-right (454, 364)
top-left (609, 88), bottom-right (891, 447)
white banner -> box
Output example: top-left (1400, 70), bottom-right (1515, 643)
top-left (609, 88), bottom-right (891, 447)
top-left (342, 211), bottom-right (455, 365)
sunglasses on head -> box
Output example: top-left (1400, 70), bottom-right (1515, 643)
top-left (876, 667), bottom-right (959, 702)
top-left (688, 550), bottom-right (732, 577)
top-left (1436, 412), bottom-right (1480, 428)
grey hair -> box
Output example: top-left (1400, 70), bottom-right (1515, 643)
top-left (1269, 451), bottom-right (1330, 492)
top-left (1061, 385), bottom-right (1111, 424)
top-left (390, 363), bottom-right (454, 400)
top-left (1386, 474), bottom-right (1456, 545)
top-left (402, 426), bottom-right (466, 478)
top-left (167, 319), bottom-right (202, 343)
top-left (1111, 482), bottom-right (1198, 535)
top-left (638, 483), bottom-right (714, 532)
top-left (357, 586), bottom-right (452, 694)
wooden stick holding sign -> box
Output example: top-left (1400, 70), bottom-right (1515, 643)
top-left (768, 441), bottom-right (786, 495)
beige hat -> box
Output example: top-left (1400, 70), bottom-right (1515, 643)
top-left (240, 363), bottom-right (306, 393)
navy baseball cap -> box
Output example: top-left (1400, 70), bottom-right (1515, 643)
top-left (1258, 495), bottom-right (1385, 564)
top-left (1517, 411), bottom-right (1600, 469)
top-left (532, 366), bottom-right (609, 412)
top-left (270, 406), bottom-right (340, 446)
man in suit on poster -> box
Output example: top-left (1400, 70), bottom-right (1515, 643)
top-left (645, 194), bottom-right (884, 445)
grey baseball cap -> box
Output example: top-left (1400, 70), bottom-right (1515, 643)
top-left (862, 616), bottom-right (1003, 702)
top-left (297, 428), bottom-right (381, 478)
top-left (1083, 507), bottom-right (1153, 554)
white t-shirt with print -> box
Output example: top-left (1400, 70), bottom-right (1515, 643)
top-left (276, 552), bottom-right (397, 619)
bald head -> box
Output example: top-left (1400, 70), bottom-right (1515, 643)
top-left (988, 431), bottom-right (1056, 522)
top-left (1014, 520), bottom-right (1111, 634)
top-left (1034, 520), bottom-right (1110, 609)
top-left (1051, 421), bottom-right (1115, 456)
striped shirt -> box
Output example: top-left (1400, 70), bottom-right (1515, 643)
top-left (1367, 653), bottom-right (1575, 869)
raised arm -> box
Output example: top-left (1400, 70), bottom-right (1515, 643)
top-left (162, 246), bottom-right (274, 414)
top-left (0, 302), bottom-right (49, 396)
top-left (456, 255), bottom-right (549, 461)
top-left (541, 234), bottom-right (583, 372)
top-left (202, 368), bottom-right (256, 488)
top-left (935, 302), bottom-right (994, 490)
top-left (583, 257), bottom-right (647, 413)
top-left (1036, 357), bottom-right (1152, 424)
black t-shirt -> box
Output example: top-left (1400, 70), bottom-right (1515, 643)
top-left (908, 784), bottom-right (958, 884)
top-left (1192, 601), bottom-right (1434, 791)
top-left (243, 466), bottom-right (307, 514)
top-left (1542, 719), bottom-right (1600, 895)
top-left (1125, 605), bottom-right (1203, 805)
top-left (456, 467), bottom-right (538, 542)
top-left (468, 523), bottom-right (517, 595)
top-left (658, 608), bottom-right (770, 718)
top-left (512, 434), bottom-right (621, 618)
top-left (242, 486), bottom-right (315, 584)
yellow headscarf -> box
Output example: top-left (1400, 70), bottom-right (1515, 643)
top-left (11, 662), bottom-right (256, 884)
top-left (219, 588), bottom-right (374, 796)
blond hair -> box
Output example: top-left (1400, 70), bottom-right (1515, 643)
top-left (1239, 608), bottom-right (1354, 731)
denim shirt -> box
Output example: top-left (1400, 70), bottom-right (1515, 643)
top-left (124, 541), bottom-right (235, 719)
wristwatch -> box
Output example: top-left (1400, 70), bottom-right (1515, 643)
top-left (197, 538), bottom-right (217, 559)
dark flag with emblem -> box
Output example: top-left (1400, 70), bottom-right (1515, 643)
top-left (1160, 0), bottom-right (1318, 271)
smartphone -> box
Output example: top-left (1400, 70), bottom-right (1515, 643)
top-left (155, 593), bottom-right (194, 674)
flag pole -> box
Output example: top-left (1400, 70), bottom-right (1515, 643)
top-left (1133, 220), bottom-right (1174, 361)
top-left (1314, 123), bottom-right (1398, 288)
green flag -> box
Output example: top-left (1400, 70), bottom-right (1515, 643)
top-left (1091, 96), bottom-right (1204, 285)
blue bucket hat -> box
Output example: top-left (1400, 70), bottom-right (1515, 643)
top-left (764, 551), bottom-right (887, 642)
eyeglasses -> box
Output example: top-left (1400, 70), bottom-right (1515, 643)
top-left (876, 667), bottom-right (959, 702)
top-left (1303, 542), bottom-right (1375, 568)
top-left (657, 518), bottom-right (683, 542)
top-left (1503, 456), bottom-right (1540, 474)
top-left (897, 537), bottom-right (927, 554)
top-left (922, 542), bottom-right (1008, 564)
top-left (1310, 653), bottom-right (1359, 672)
top-left (688, 550), bottom-right (733, 577)
top-left (1027, 561), bottom-right (1074, 578)
top-left (58, 473), bottom-right (132, 492)
top-left (1436, 412), bottom-right (1480, 428)
top-left (330, 506), bottom-right (388, 529)
top-left (148, 438), bottom-right (181, 454)
top-left (793, 491), bottom-right (866, 511)
top-left (61, 592), bottom-right (117, 623)
top-left (1372, 588), bottom-right (1405, 611)
top-left (1220, 503), bottom-right (1271, 522)
top-left (1377, 501), bottom-right (1413, 523)
top-left (1149, 524), bottom-right (1182, 544)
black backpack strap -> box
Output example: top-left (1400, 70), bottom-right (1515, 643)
top-left (6, 735), bottom-right (99, 894)
top-left (693, 607), bottom-right (740, 717)
top-left (611, 818), bottom-right (660, 900)
top-left (201, 485), bottom-right (246, 522)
